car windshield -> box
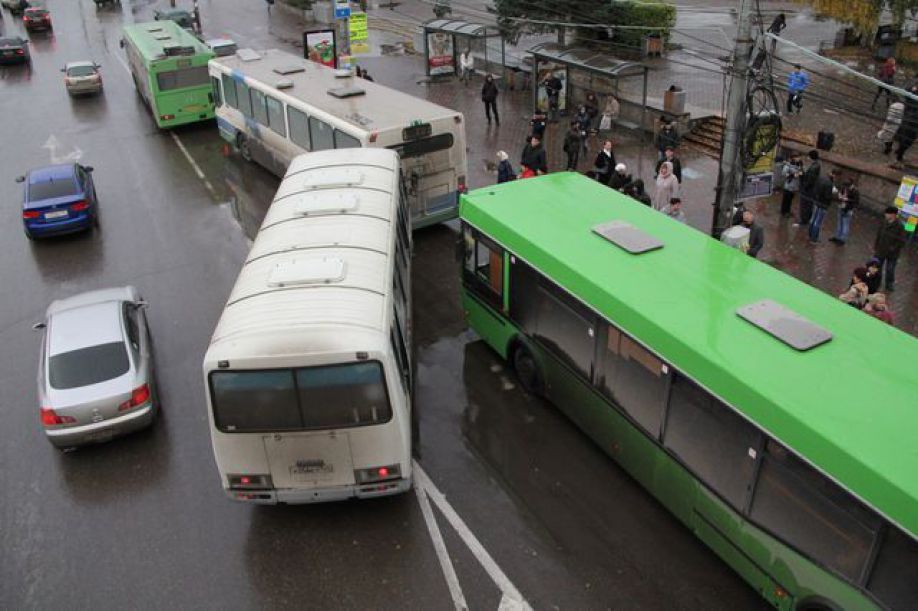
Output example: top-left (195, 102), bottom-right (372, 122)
top-left (28, 177), bottom-right (78, 201)
top-left (27, 9), bottom-right (48, 16)
top-left (67, 65), bottom-right (96, 77)
top-left (49, 342), bottom-right (130, 389)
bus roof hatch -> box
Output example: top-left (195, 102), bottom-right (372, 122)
top-left (268, 257), bottom-right (347, 287)
top-left (592, 220), bottom-right (663, 254)
top-left (737, 299), bottom-right (833, 351)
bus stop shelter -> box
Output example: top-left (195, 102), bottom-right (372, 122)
top-left (528, 42), bottom-right (648, 130)
top-left (423, 19), bottom-right (505, 77)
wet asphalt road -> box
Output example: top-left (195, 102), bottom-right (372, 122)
top-left (0, 2), bottom-right (764, 609)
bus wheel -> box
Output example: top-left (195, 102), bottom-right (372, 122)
top-left (236, 134), bottom-right (252, 161)
top-left (511, 344), bottom-right (542, 395)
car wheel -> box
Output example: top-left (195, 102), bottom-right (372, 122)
top-left (236, 133), bottom-right (252, 161)
top-left (511, 343), bottom-right (542, 395)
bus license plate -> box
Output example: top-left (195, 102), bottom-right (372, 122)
top-left (45, 210), bottom-right (68, 219)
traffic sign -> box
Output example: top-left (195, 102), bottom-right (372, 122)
top-left (334, 0), bottom-right (351, 18)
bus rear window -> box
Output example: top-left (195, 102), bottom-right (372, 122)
top-left (210, 362), bottom-right (391, 433)
top-left (388, 133), bottom-right (453, 159)
top-left (156, 65), bottom-right (209, 91)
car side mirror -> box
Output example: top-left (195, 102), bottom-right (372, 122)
top-left (134, 300), bottom-right (149, 309)
top-left (60, 67), bottom-right (65, 72)
top-left (32, 322), bottom-right (46, 331)
top-left (15, 176), bottom-right (25, 183)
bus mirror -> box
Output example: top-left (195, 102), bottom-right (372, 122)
top-left (119, 39), bottom-right (125, 49)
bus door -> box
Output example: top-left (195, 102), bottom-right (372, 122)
top-left (262, 431), bottom-right (355, 489)
top-left (393, 124), bottom-right (457, 225)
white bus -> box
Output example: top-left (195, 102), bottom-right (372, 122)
top-left (208, 48), bottom-right (468, 228)
top-left (202, 148), bottom-right (413, 504)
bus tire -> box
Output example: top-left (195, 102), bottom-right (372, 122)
top-left (511, 343), bottom-right (542, 396)
top-left (236, 134), bottom-right (252, 161)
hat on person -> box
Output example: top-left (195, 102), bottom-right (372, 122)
top-left (615, 163), bottom-right (626, 172)
top-left (885, 205), bottom-right (899, 215)
top-left (497, 150), bottom-right (508, 161)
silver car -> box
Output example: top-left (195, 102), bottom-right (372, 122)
top-left (34, 286), bottom-right (157, 449)
top-left (62, 61), bottom-right (103, 96)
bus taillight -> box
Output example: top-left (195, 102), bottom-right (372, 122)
top-left (160, 114), bottom-right (175, 121)
top-left (228, 474), bottom-right (272, 490)
top-left (355, 464), bottom-right (400, 484)
top-left (458, 175), bottom-right (467, 194)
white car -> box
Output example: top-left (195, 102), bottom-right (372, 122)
top-left (62, 61), bottom-right (103, 96)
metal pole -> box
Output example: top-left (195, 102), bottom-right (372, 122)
top-left (711, 0), bottom-right (754, 238)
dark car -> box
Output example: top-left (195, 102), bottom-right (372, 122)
top-left (17, 164), bottom-right (99, 239)
top-left (153, 8), bottom-right (195, 32)
top-left (22, 6), bottom-right (51, 31)
top-left (0, 37), bottom-right (29, 64)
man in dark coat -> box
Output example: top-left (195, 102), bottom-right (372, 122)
top-left (520, 135), bottom-right (547, 175)
top-left (563, 123), bottom-right (581, 171)
top-left (808, 169), bottom-right (839, 243)
top-left (873, 206), bottom-right (907, 291)
top-left (738, 210), bottom-right (765, 257)
top-left (655, 120), bottom-right (680, 159)
top-left (593, 139), bottom-right (615, 185)
top-left (796, 149), bottom-right (821, 227)
top-left (893, 83), bottom-right (918, 165)
top-left (481, 74), bottom-right (499, 125)
top-left (609, 163), bottom-right (632, 190)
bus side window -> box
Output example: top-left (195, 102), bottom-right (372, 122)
top-left (531, 281), bottom-right (595, 382)
top-left (461, 224), bottom-right (503, 311)
top-left (250, 88), bottom-right (269, 127)
top-left (601, 327), bottom-right (669, 437)
top-left (221, 74), bottom-right (238, 109)
top-left (335, 130), bottom-right (361, 149)
top-left (265, 95), bottom-right (286, 137)
top-left (867, 525), bottom-right (918, 608)
top-left (237, 81), bottom-right (253, 118)
top-left (287, 107), bottom-right (310, 150)
top-left (210, 76), bottom-right (222, 107)
top-left (663, 374), bottom-right (761, 510)
top-left (749, 439), bottom-right (881, 584)
top-left (309, 117), bottom-right (334, 151)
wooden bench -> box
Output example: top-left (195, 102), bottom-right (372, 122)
top-left (614, 118), bottom-right (641, 131)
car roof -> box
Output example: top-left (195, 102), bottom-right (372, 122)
top-left (48, 301), bottom-right (123, 356)
top-left (29, 164), bottom-right (76, 183)
top-left (47, 286), bottom-right (136, 317)
top-left (65, 61), bottom-right (97, 69)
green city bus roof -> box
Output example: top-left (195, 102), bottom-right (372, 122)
top-left (461, 172), bottom-right (918, 538)
top-left (122, 21), bottom-right (212, 63)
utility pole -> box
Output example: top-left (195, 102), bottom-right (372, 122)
top-left (711, 0), bottom-right (754, 237)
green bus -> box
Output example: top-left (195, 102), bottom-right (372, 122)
top-left (121, 21), bottom-right (215, 128)
top-left (460, 172), bottom-right (917, 610)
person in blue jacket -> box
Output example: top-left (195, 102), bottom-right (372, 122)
top-left (786, 64), bottom-right (810, 115)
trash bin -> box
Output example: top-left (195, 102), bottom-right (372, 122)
top-left (643, 34), bottom-right (663, 58)
top-left (817, 130), bottom-right (835, 151)
top-left (664, 86), bottom-right (685, 115)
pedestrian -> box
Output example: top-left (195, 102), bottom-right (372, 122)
top-left (786, 64), bottom-right (809, 114)
top-left (609, 163), bottom-right (632, 190)
top-left (780, 153), bottom-right (803, 217)
top-left (563, 123), bottom-right (581, 171)
top-left (593, 139), bottom-right (615, 185)
top-left (496, 151), bottom-right (515, 183)
top-left (735, 209), bottom-right (764, 257)
top-left (892, 83), bottom-right (918, 166)
top-left (872, 58), bottom-right (897, 110)
top-left (652, 161), bottom-right (680, 210)
top-left (354, 65), bottom-right (363, 78)
top-left (599, 95), bottom-right (620, 134)
top-left (584, 92), bottom-right (600, 131)
top-left (529, 112), bottom-right (547, 140)
top-left (459, 49), bottom-right (474, 85)
top-left (655, 147), bottom-right (683, 184)
top-left (767, 13), bottom-right (786, 35)
top-left (830, 177), bottom-right (859, 244)
top-left (796, 149), bottom-right (821, 227)
top-left (574, 106), bottom-right (591, 156)
top-left (655, 119), bottom-right (680, 160)
top-left (877, 98), bottom-right (904, 155)
top-left (838, 267), bottom-right (870, 309)
top-left (864, 258), bottom-right (882, 294)
top-left (864, 293), bottom-right (895, 325)
top-left (662, 197), bottom-right (687, 224)
top-left (808, 168), bottom-right (838, 243)
top-left (623, 179), bottom-right (652, 206)
top-left (362, 71), bottom-right (374, 82)
top-left (520, 135), bottom-right (547, 176)
top-left (542, 73), bottom-right (563, 122)
top-left (873, 206), bottom-right (907, 291)
top-left (481, 74), bottom-right (500, 126)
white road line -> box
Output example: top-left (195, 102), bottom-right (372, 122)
top-left (413, 461), bottom-right (532, 610)
top-left (415, 479), bottom-right (469, 611)
top-left (113, 48), bottom-right (218, 200)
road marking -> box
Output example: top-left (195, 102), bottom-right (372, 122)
top-left (413, 461), bottom-right (531, 610)
top-left (113, 47), bottom-right (218, 200)
top-left (42, 135), bottom-right (83, 164)
top-left (415, 477), bottom-right (469, 611)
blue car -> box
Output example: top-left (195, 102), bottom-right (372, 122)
top-left (17, 164), bottom-right (98, 239)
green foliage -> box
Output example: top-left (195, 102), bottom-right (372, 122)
top-left (489, 0), bottom-right (676, 49)
top-left (805, 0), bottom-right (918, 35)
top-left (282, 0), bottom-right (314, 9)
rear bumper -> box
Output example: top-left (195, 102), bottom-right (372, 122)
top-left (25, 22), bottom-right (51, 31)
top-left (25, 213), bottom-right (94, 237)
top-left (224, 477), bottom-right (412, 504)
top-left (45, 404), bottom-right (155, 448)
top-left (67, 83), bottom-right (103, 95)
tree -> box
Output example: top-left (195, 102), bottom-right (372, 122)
top-left (805, 0), bottom-right (918, 36)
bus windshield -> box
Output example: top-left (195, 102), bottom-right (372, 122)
top-left (210, 361), bottom-right (391, 433)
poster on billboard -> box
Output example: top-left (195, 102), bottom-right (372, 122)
top-left (304, 29), bottom-right (337, 68)
top-left (427, 32), bottom-right (455, 76)
top-left (350, 12), bottom-right (369, 55)
top-left (893, 174), bottom-right (918, 234)
top-left (536, 62), bottom-right (567, 113)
